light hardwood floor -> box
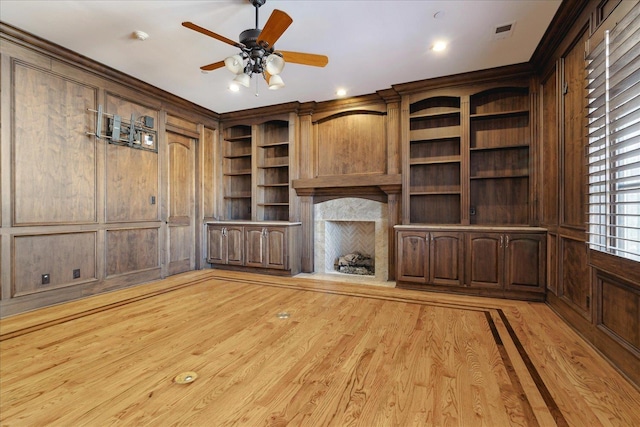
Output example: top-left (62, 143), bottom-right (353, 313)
top-left (1, 270), bottom-right (638, 426)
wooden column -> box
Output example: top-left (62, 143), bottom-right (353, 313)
top-left (297, 103), bottom-right (316, 272)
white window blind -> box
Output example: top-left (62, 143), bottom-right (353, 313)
top-left (586, 2), bottom-right (640, 262)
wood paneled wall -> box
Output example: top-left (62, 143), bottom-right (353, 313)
top-left (0, 24), bottom-right (219, 317)
top-left (533, 0), bottom-right (639, 386)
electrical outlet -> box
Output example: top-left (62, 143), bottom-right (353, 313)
top-left (73, 269), bottom-right (81, 279)
top-left (150, 196), bottom-right (156, 205)
top-left (41, 274), bottom-right (50, 285)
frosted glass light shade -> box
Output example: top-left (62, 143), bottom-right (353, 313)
top-left (233, 73), bottom-right (251, 88)
top-left (224, 55), bottom-right (244, 74)
top-left (268, 74), bottom-right (284, 90)
top-left (264, 54), bottom-right (285, 75)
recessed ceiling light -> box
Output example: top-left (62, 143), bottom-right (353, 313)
top-left (229, 83), bottom-right (240, 92)
top-left (336, 88), bottom-right (347, 97)
top-left (132, 30), bottom-right (149, 41)
top-left (432, 41), bottom-right (447, 52)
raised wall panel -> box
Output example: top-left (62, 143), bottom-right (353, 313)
top-left (559, 236), bottom-right (591, 319)
top-left (105, 94), bottom-right (159, 222)
top-left (599, 275), bottom-right (640, 352)
top-left (12, 62), bottom-right (97, 225)
top-left (203, 127), bottom-right (216, 218)
top-left (316, 113), bottom-right (386, 177)
top-left (561, 30), bottom-right (588, 228)
top-left (169, 225), bottom-right (192, 275)
top-left (13, 232), bottom-right (96, 296)
top-left (106, 228), bottom-right (159, 276)
top-left (541, 69), bottom-right (559, 225)
top-left (547, 233), bottom-right (558, 295)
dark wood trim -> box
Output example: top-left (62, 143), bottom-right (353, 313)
top-left (392, 63), bottom-right (533, 96)
top-left (589, 250), bottom-right (640, 287)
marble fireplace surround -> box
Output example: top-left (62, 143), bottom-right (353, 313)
top-left (292, 174), bottom-right (402, 282)
top-left (315, 199), bottom-right (387, 281)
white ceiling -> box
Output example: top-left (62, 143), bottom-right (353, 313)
top-left (0, 0), bottom-right (562, 114)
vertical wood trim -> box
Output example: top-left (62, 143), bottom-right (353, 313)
top-left (0, 53), bottom-right (10, 300)
top-left (460, 96), bottom-right (471, 225)
top-left (158, 110), bottom-right (168, 277)
top-left (400, 97), bottom-right (410, 224)
top-left (386, 101), bottom-right (400, 175)
top-left (387, 193), bottom-right (400, 280)
top-left (530, 79), bottom-right (539, 225)
top-left (288, 112), bottom-right (300, 222)
top-left (251, 124), bottom-right (258, 221)
top-left (95, 90), bottom-right (106, 282)
top-left (300, 196), bottom-right (314, 273)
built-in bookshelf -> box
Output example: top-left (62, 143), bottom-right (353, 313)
top-left (408, 96), bottom-right (462, 224)
top-left (223, 124), bottom-right (252, 220)
top-left (469, 87), bottom-right (530, 225)
top-left (404, 84), bottom-right (532, 226)
top-left (256, 120), bottom-right (290, 221)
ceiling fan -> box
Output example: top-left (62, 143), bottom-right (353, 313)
top-left (182, 0), bottom-right (329, 90)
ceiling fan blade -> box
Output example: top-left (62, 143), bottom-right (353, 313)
top-left (182, 21), bottom-right (245, 49)
top-left (200, 60), bottom-right (225, 71)
top-left (278, 51), bottom-right (329, 67)
top-left (257, 9), bottom-right (292, 48)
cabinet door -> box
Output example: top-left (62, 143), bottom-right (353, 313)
top-left (244, 226), bottom-right (266, 267)
top-left (397, 231), bottom-right (429, 284)
top-left (466, 233), bottom-right (503, 288)
top-left (265, 227), bottom-right (288, 270)
top-left (504, 233), bottom-right (546, 292)
top-left (430, 232), bottom-right (464, 286)
top-left (207, 226), bottom-right (227, 264)
top-left (226, 226), bottom-right (244, 265)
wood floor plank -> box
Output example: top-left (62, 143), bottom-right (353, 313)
top-left (1, 270), bottom-right (638, 426)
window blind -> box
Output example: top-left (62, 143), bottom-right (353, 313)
top-left (586, 2), bottom-right (640, 262)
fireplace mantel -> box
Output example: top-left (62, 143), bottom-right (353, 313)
top-left (292, 174), bottom-right (401, 202)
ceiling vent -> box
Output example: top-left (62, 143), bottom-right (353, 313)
top-left (492, 21), bottom-right (516, 40)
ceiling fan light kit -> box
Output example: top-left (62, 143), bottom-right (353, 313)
top-left (182, 0), bottom-right (328, 93)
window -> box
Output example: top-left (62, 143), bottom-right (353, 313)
top-left (586, 2), bottom-right (640, 262)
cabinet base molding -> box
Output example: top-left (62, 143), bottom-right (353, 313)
top-left (208, 264), bottom-right (298, 277)
top-left (396, 282), bottom-right (546, 302)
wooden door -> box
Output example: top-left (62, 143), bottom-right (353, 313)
top-left (244, 226), bottom-right (265, 268)
top-left (430, 232), bottom-right (464, 287)
top-left (207, 225), bottom-right (226, 264)
top-left (226, 226), bottom-right (244, 266)
top-left (466, 233), bottom-right (503, 288)
top-left (396, 231), bottom-right (429, 284)
top-left (265, 227), bottom-right (287, 270)
top-left (167, 132), bottom-right (195, 275)
top-left (504, 233), bottom-right (546, 292)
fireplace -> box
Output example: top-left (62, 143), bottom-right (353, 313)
top-left (314, 198), bottom-right (388, 283)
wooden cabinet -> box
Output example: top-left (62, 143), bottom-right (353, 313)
top-left (206, 221), bottom-right (300, 275)
top-left (397, 230), bottom-right (464, 286)
top-left (396, 226), bottom-right (546, 301)
top-left (244, 226), bottom-right (288, 270)
top-left (466, 231), bottom-right (546, 297)
top-left (206, 224), bottom-right (243, 265)
top-left (402, 81), bottom-right (533, 226)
